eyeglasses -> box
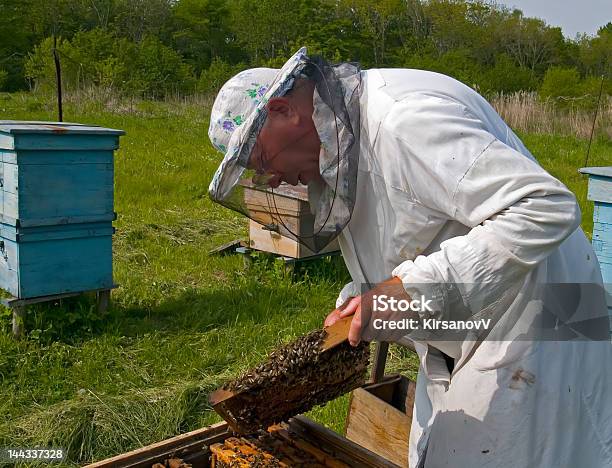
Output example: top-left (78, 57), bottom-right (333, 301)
top-left (250, 135), bottom-right (277, 187)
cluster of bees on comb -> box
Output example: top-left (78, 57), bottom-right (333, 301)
top-left (219, 328), bottom-right (370, 434)
top-left (210, 424), bottom-right (350, 467)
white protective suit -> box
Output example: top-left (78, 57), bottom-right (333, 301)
top-left (334, 69), bottom-right (612, 467)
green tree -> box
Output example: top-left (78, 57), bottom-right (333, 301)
top-left (197, 57), bottom-right (245, 94)
top-left (124, 35), bottom-right (195, 98)
top-left (170, 0), bottom-right (240, 73)
top-left (579, 23), bottom-right (612, 77)
top-left (499, 12), bottom-right (565, 74)
top-left (229, 0), bottom-right (303, 63)
top-left (112, 0), bottom-right (174, 43)
top-left (341, 0), bottom-right (404, 66)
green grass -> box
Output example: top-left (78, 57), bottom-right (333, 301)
top-left (0, 91), bottom-right (608, 466)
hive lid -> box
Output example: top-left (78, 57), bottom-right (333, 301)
top-left (0, 121), bottom-right (125, 136)
top-left (239, 179), bottom-right (309, 201)
top-left (579, 167), bottom-right (612, 178)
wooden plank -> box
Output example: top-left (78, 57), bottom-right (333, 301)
top-left (0, 134), bottom-right (14, 150)
top-left (86, 416), bottom-right (400, 468)
top-left (249, 219), bottom-right (300, 257)
top-left (593, 239), bottom-right (612, 262)
top-left (322, 316), bottom-right (352, 350)
top-left (0, 121), bottom-right (122, 135)
top-left (9, 233), bottom-right (114, 298)
top-left (248, 210), bottom-right (301, 233)
top-left (0, 236), bottom-right (19, 296)
top-left (271, 425), bottom-right (349, 468)
top-left (244, 191), bottom-right (307, 215)
top-left (1, 212), bottom-right (117, 228)
top-left (240, 179), bottom-right (309, 201)
top-left (4, 225), bottom-right (114, 243)
top-left (2, 149), bottom-right (114, 165)
top-left (84, 422), bottom-right (229, 468)
top-left (10, 163), bottom-right (114, 219)
top-left (371, 342), bottom-right (389, 383)
top-left (0, 160), bottom-right (3, 215)
top-left (587, 175), bottom-right (612, 204)
top-left (594, 221), bottom-right (612, 234)
top-left (11, 134), bottom-right (121, 151)
top-left (249, 220), bottom-right (340, 259)
top-left (345, 387), bottom-right (410, 468)
top-left (208, 239), bottom-right (246, 256)
top-left (580, 167), bottom-right (612, 178)
top-left (291, 416), bottom-right (400, 468)
top-left (594, 203), bottom-right (612, 224)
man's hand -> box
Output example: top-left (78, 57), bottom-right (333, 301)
top-left (324, 277), bottom-right (410, 347)
top-left (324, 296), bottom-right (361, 327)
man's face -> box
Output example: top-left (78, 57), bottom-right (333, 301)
top-left (248, 91), bottom-right (321, 188)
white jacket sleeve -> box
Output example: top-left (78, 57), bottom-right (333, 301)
top-left (335, 281), bottom-right (358, 308)
top-left (382, 94), bottom-right (580, 318)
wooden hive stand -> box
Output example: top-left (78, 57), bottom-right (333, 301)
top-left (4, 286), bottom-right (116, 338)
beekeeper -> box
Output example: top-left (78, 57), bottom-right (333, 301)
top-left (207, 48), bottom-right (612, 467)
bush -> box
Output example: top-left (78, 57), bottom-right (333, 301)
top-left (25, 31), bottom-right (128, 93)
top-left (25, 31), bottom-right (196, 99)
top-left (402, 49), bottom-right (483, 89)
top-left (197, 58), bottom-right (246, 95)
top-left (540, 66), bottom-right (582, 101)
top-left (480, 54), bottom-right (538, 94)
top-left (539, 66), bottom-right (610, 110)
top-left (124, 36), bottom-right (196, 99)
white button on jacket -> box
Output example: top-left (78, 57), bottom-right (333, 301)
top-left (335, 68), bottom-right (611, 467)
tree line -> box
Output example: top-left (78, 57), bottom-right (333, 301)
top-left (1, 0), bottom-right (610, 104)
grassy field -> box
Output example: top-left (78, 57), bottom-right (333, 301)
top-left (0, 91), bottom-right (609, 466)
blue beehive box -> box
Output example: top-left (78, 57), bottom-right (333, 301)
top-left (580, 166), bottom-right (612, 320)
top-left (0, 121), bottom-right (124, 298)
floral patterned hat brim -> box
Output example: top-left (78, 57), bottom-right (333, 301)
top-left (208, 47), bottom-right (309, 202)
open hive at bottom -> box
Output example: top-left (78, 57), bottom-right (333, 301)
top-left (210, 423), bottom-right (349, 467)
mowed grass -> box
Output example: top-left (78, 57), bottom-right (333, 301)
top-left (0, 91), bottom-right (609, 466)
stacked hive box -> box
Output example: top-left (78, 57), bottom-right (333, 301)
top-left (0, 121), bottom-right (124, 299)
top-left (580, 166), bottom-right (612, 332)
top-left (241, 180), bottom-right (340, 258)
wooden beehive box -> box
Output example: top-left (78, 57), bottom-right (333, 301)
top-left (580, 166), bottom-right (612, 326)
top-left (241, 180), bottom-right (339, 258)
top-left (84, 416), bottom-right (400, 468)
top-left (0, 121), bottom-right (123, 298)
top-left (0, 221), bottom-right (114, 298)
top-left (345, 375), bottom-right (416, 468)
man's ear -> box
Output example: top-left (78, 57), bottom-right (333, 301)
top-left (266, 97), bottom-right (298, 123)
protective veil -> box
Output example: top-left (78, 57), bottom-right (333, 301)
top-left (208, 48), bottom-right (361, 253)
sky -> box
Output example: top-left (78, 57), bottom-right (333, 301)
top-left (495, 0), bottom-right (612, 38)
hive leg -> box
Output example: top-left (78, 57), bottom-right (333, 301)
top-left (97, 290), bottom-right (111, 314)
top-left (12, 306), bottom-right (25, 338)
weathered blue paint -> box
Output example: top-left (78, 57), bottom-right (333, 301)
top-left (580, 167), bottom-right (612, 317)
top-left (0, 222), bottom-right (113, 298)
top-left (0, 121), bottom-right (124, 152)
top-left (0, 121), bottom-right (123, 299)
top-left (1, 161), bottom-right (113, 224)
top-left (594, 202), bottom-right (612, 224)
top-left (0, 125), bottom-right (120, 227)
